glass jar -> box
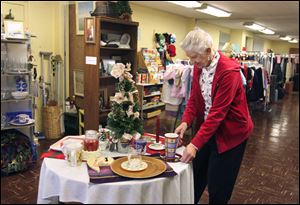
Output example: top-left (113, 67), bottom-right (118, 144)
top-left (84, 130), bottom-right (99, 151)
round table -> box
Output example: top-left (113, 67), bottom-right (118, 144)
top-left (37, 146), bottom-right (194, 204)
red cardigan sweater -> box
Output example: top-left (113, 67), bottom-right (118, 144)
top-left (181, 52), bottom-right (253, 153)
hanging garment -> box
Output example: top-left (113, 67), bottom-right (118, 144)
top-left (178, 66), bottom-right (192, 98)
top-left (249, 67), bottom-right (264, 102)
top-left (240, 69), bottom-right (247, 86)
top-left (282, 58), bottom-right (288, 83)
top-left (162, 64), bottom-right (182, 105)
top-left (286, 61), bottom-right (293, 81)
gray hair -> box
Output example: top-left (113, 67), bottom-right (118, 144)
top-left (180, 27), bottom-right (213, 54)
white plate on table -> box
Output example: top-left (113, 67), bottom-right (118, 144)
top-left (121, 160), bottom-right (148, 172)
top-left (148, 143), bottom-right (165, 151)
top-left (49, 135), bottom-right (85, 151)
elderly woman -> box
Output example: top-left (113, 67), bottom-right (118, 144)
top-left (175, 27), bottom-right (253, 204)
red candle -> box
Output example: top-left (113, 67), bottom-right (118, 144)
top-left (156, 116), bottom-right (160, 143)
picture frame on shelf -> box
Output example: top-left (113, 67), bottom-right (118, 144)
top-left (4, 20), bottom-right (25, 39)
top-left (84, 17), bottom-right (95, 43)
top-left (99, 88), bottom-right (108, 110)
top-left (101, 59), bottom-right (116, 75)
top-left (76, 1), bottom-right (95, 35)
top-left (73, 69), bottom-right (84, 97)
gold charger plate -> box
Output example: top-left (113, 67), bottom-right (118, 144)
top-left (110, 156), bottom-right (167, 179)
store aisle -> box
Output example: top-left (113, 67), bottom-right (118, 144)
top-left (200, 92), bottom-right (299, 204)
top-left (1, 93), bottom-right (299, 204)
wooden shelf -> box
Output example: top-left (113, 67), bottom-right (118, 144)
top-left (100, 16), bottom-right (139, 26)
top-left (99, 108), bottom-right (111, 113)
top-left (136, 83), bottom-right (163, 86)
top-left (100, 47), bottom-right (134, 51)
top-left (99, 75), bottom-right (116, 80)
top-left (142, 102), bottom-right (165, 111)
top-left (144, 93), bottom-right (161, 98)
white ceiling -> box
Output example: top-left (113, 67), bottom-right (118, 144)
top-left (131, 1), bottom-right (299, 42)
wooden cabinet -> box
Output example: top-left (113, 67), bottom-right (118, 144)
top-left (84, 16), bottom-right (139, 130)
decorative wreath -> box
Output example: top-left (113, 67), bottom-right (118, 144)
top-left (1, 129), bottom-right (34, 175)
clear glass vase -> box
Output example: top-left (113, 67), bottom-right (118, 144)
top-left (117, 140), bottom-right (131, 153)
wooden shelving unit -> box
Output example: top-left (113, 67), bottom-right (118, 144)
top-left (136, 83), bottom-right (165, 119)
top-left (83, 16), bottom-right (139, 130)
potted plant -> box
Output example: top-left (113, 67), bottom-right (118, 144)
top-left (107, 63), bottom-right (143, 153)
top-left (111, 1), bottom-right (133, 21)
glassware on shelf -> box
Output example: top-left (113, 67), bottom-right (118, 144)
top-left (6, 57), bottom-right (28, 73)
top-left (1, 114), bottom-right (7, 128)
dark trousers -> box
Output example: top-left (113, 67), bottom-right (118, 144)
top-left (193, 136), bottom-right (247, 204)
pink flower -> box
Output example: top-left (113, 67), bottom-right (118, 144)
top-left (111, 63), bottom-right (125, 78)
top-left (133, 112), bottom-right (140, 119)
top-left (122, 133), bottom-right (133, 141)
top-left (113, 92), bottom-right (125, 104)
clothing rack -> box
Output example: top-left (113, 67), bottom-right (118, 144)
top-left (238, 53), bottom-right (273, 113)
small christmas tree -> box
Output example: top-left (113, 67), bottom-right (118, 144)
top-left (107, 63), bottom-right (143, 142)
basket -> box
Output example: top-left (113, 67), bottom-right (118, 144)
top-left (43, 105), bottom-right (61, 139)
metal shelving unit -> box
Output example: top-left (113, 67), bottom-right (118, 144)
top-left (1, 38), bottom-right (35, 139)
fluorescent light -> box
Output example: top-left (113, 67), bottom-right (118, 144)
top-left (260, 28), bottom-right (275, 35)
top-left (167, 1), bottom-right (202, 8)
top-left (243, 22), bottom-right (265, 31)
top-left (196, 4), bottom-right (231, 17)
top-left (280, 36), bottom-right (292, 41)
top-left (288, 39), bottom-right (298, 43)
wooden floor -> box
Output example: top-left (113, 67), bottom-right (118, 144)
top-left (1, 93), bottom-right (299, 204)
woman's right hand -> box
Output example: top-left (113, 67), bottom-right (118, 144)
top-left (175, 122), bottom-right (188, 146)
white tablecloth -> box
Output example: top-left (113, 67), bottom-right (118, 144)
top-left (37, 147), bottom-right (194, 204)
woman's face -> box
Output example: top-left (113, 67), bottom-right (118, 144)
top-left (186, 49), bottom-right (211, 68)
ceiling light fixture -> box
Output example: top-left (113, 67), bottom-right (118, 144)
top-left (288, 39), bottom-right (298, 43)
top-left (167, 1), bottom-right (202, 8)
top-left (195, 3), bottom-right (231, 17)
top-left (243, 22), bottom-right (275, 35)
top-left (243, 22), bottom-right (265, 31)
top-left (280, 36), bottom-right (292, 41)
top-left (260, 28), bottom-right (275, 35)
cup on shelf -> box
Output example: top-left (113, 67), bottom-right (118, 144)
top-left (16, 113), bottom-right (30, 123)
top-left (1, 91), bottom-right (9, 100)
top-left (1, 114), bottom-right (7, 128)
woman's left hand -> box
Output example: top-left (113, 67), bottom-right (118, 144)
top-left (180, 143), bottom-right (197, 163)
